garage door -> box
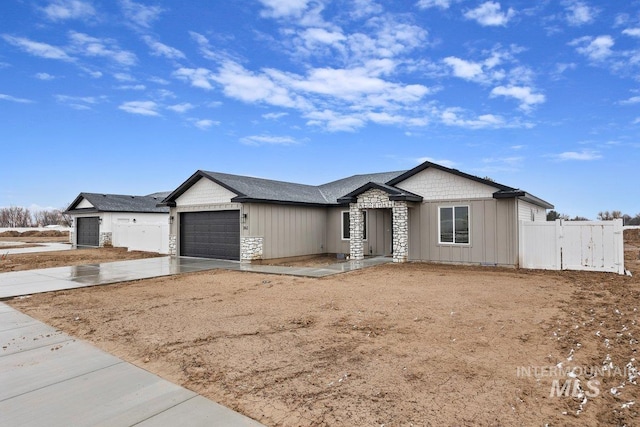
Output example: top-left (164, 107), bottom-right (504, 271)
top-left (77, 217), bottom-right (99, 247)
top-left (180, 211), bottom-right (240, 260)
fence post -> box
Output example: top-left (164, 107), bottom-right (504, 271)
top-left (556, 219), bottom-right (563, 270)
top-left (614, 219), bottom-right (624, 275)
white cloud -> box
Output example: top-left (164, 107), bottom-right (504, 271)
top-left (620, 96), bottom-right (640, 105)
top-left (443, 57), bottom-right (484, 80)
top-left (118, 100), bottom-right (160, 116)
top-left (305, 109), bottom-right (365, 132)
top-left (490, 85), bottom-right (545, 111)
top-left (142, 36), bottom-right (185, 60)
top-left (189, 31), bottom-right (223, 61)
top-left (113, 72), bottom-right (134, 81)
top-left (416, 156), bottom-right (456, 168)
top-left (416, 0), bottom-right (455, 9)
top-left (301, 28), bottom-right (346, 46)
top-left (173, 67), bottom-right (215, 90)
top-left (258, 0), bottom-right (310, 18)
top-left (464, 1), bottom-right (515, 27)
top-left (240, 135), bottom-right (301, 145)
top-left (2, 35), bottom-right (72, 61)
top-left (116, 84), bottom-right (146, 90)
top-left (440, 108), bottom-right (512, 129)
top-left (552, 149), bottom-right (602, 161)
top-left (212, 61), bottom-right (305, 108)
top-left (565, 1), bottom-right (597, 26)
top-left (0, 94), bottom-right (33, 104)
top-left (55, 94), bottom-right (105, 110)
top-left (191, 119), bottom-right (219, 130)
top-left (149, 76), bottom-right (170, 85)
top-left (570, 35), bottom-right (614, 61)
top-left (68, 31), bottom-right (137, 66)
top-left (263, 112), bottom-right (288, 119)
top-left (41, 0), bottom-right (95, 21)
top-left (167, 102), bottom-right (194, 113)
top-left (120, 0), bottom-right (164, 28)
top-left (622, 28), bottom-right (640, 37)
top-left (35, 72), bottom-right (55, 80)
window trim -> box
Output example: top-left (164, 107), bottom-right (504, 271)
top-left (438, 205), bottom-right (471, 246)
top-left (341, 210), bottom-right (367, 241)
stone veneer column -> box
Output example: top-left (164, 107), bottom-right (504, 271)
top-left (349, 204), bottom-right (364, 260)
top-left (99, 232), bottom-right (112, 247)
top-left (168, 234), bottom-right (177, 256)
top-left (392, 202), bottom-right (409, 263)
top-left (240, 237), bottom-right (264, 262)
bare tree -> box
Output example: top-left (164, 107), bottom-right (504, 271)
top-left (0, 206), bottom-right (33, 227)
top-left (598, 210), bottom-right (623, 221)
top-left (32, 209), bottom-right (64, 226)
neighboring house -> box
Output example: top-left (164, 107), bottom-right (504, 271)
top-left (159, 160), bottom-right (552, 266)
top-left (65, 192), bottom-right (171, 254)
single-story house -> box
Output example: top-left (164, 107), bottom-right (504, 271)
top-left (65, 192), bottom-right (171, 253)
top-left (159, 160), bottom-right (553, 266)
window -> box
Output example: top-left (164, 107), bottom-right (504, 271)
top-left (342, 211), bottom-right (367, 240)
top-left (439, 206), bottom-right (469, 244)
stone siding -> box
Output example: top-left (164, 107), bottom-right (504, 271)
top-left (241, 237), bottom-right (264, 261)
top-left (99, 231), bottom-right (112, 247)
top-left (169, 234), bottom-right (177, 256)
top-left (349, 206), bottom-right (365, 260)
top-left (357, 188), bottom-right (395, 208)
top-left (392, 202), bottom-right (408, 263)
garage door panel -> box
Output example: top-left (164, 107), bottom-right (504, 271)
top-left (77, 217), bottom-right (99, 247)
top-left (180, 211), bottom-right (240, 260)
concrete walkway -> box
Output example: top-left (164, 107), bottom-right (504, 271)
top-left (0, 256), bottom-right (391, 299)
top-left (0, 303), bottom-right (263, 427)
top-left (0, 242), bottom-right (73, 255)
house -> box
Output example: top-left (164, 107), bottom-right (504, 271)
top-left (159, 160), bottom-right (553, 266)
top-left (65, 192), bottom-right (171, 253)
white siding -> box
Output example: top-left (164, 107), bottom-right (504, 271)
top-left (518, 199), bottom-right (546, 222)
top-left (395, 168), bottom-right (496, 200)
top-left (176, 177), bottom-right (237, 206)
top-left (76, 198), bottom-right (94, 208)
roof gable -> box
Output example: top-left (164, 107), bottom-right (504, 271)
top-left (66, 192), bottom-right (170, 213)
top-left (337, 182), bottom-right (423, 203)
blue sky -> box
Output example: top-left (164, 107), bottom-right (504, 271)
top-left (1, 0), bottom-right (638, 218)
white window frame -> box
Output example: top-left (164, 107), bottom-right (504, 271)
top-left (341, 210), bottom-right (367, 241)
top-left (438, 205), bottom-right (471, 245)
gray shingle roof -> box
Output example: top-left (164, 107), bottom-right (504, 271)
top-left (67, 192), bottom-right (170, 213)
top-left (197, 170), bottom-right (407, 205)
top-left (161, 161), bottom-right (553, 209)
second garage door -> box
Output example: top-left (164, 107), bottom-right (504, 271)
top-left (180, 210), bottom-right (240, 260)
top-left (76, 217), bottom-right (99, 247)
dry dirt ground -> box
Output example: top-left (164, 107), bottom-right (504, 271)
top-left (0, 247), bottom-right (162, 273)
top-left (7, 231), bottom-right (640, 426)
top-left (0, 230), bottom-right (70, 250)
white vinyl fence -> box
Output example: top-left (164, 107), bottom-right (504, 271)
top-left (519, 219), bottom-right (625, 275)
top-left (113, 223), bottom-right (169, 254)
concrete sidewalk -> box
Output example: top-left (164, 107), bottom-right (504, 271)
top-left (0, 303), bottom-right (263, 427)
top-left (0, 256), bottom-right (391, 299)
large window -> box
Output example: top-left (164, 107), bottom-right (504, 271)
top-left (439, 206), bottom-right (469, 244)
top-left (342, 211), bottom-right (367, 240)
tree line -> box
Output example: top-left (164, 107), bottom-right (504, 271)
top-left (0, 206), bottom-right (71, 228)
top-left (547, 210), bottom-right (640, 225)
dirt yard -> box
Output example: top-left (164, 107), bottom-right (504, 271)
top-left (0, 230), bottom-right (69, 249)
top-left (0, 247), bottom-right (162, 273)
top-left (9, 256), bottom-right (640, 426)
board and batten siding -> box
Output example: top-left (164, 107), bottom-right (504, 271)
top-left (517, 199), bottom-right (546, 222)
top-left (175, 177), bottom-right (236, 206)
top-left (244, 203), bottom-right (327, 259)
top-left (408, 198), bottom-right (518, 266)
